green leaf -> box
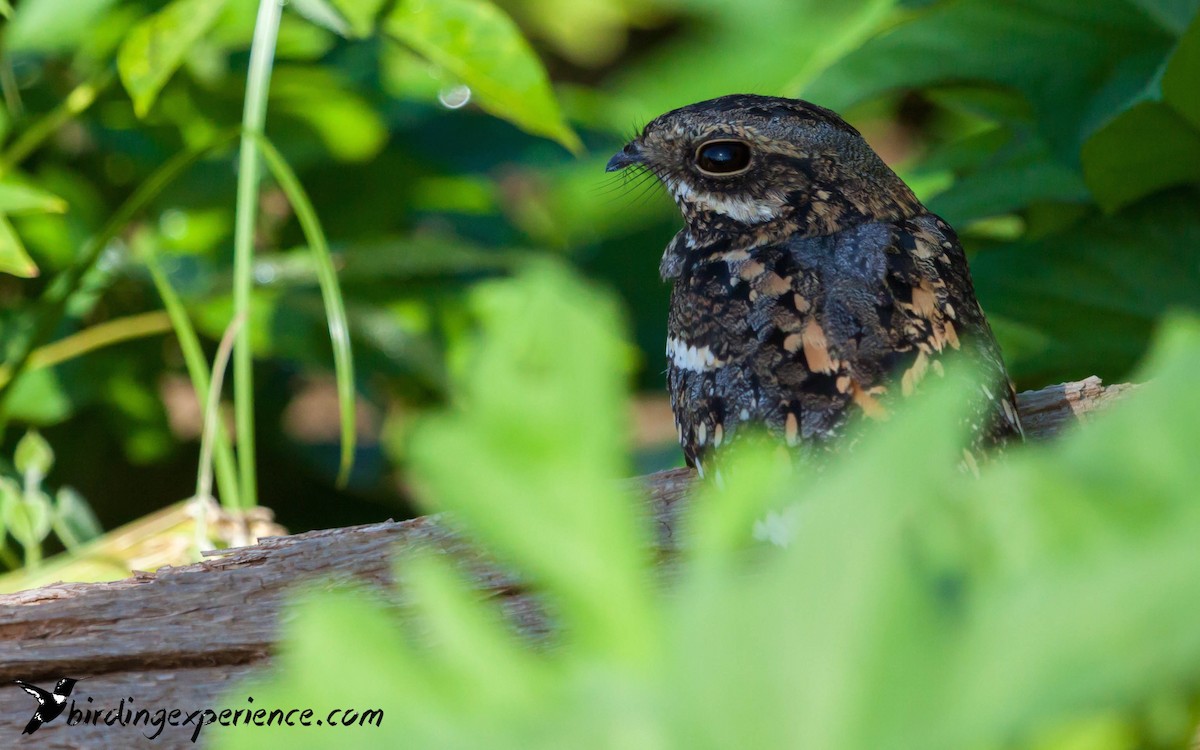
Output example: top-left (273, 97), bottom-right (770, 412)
top-left (14, 429), bottom-right (54, 481)
top-left (408, 263), bottom-right (652, 661)
top-left (54, 487), bottom-right (103, 545)
top-left (385, 0), bottom-right (582, 153)
top-left (0, 181), bottom-right (68, 215)
top-left (4, 0), bottom-right (118, 53)
top-left (0, 215), bottom-right (39, 278)
top-left (331, 0), bottom-right (386, 37)
top-left (1162, 10), bottom-right (1200, 129)
top-left (286, 0), bottom-right (351, 38)
top-left (927, 135), bottom-right (1090, 225)
top-left (1081, 101), bottom-right (1200, 211)
top-left (971, 190), bottom-right (1200, 386)
top-left (117, 0), bottom-right (230, 117)
top-left (269, 67), bottom-right (388, 162)
top-left (612, 0), bottom-right (893, 121)
top-left (1, 489), bottom-right (53, 550)
top-left (806, 0), bottom-right (1176, 157)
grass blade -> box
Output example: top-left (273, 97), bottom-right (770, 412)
top-left (142, 248), bottom-right (242, 510)
top-left (254, 133), bottom-right (357, 486)
top-left (231, 0), bottom-right (284, 508)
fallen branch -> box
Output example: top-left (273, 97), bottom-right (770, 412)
top-left (0, 377), bottom-right (1133, 748)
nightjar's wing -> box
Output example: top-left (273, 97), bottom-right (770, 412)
top-left (665, 213), bottom-right (1021, 471)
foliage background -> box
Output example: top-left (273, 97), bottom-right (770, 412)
top-left (0, 0), bottom-right (1198, 560)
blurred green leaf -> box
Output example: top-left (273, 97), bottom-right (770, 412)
top-left (385, 0), bottom-right (583, 153)
top-left (1162, 11), bottom-right (1200, 128)
top-left (14, 429), bottom-right (54, 482)
top-left (286, 0), bottom-right (352, 38)
top-left (927, 136), bottom-right (1090, 225)
top-left (53, 487), bottom-right (103, 546)
top-left (4, 0), bottom-right (118, 53)
top-left (806, 0), bottom-right (1178, 157)
top-left (0, 215), bottom-right (39, 278)
top-left (2, 488), bottom-right (52, 551)
top-left (0, 182), bottom-right (68, 215)
top-left (408, 263), bottom-right (652, 660)
top-left (613, 0), bottom-right (894, 119)
top-left (331, 0), bottom-right (387, 37)
top-left (972, 190), bottom-right (1200, 386)
top-left (117, 0), bottom-right (230, 117)
top-left (270, 66), bottom-right (389, 162)
top-left (1081, 101), bottom-right (1200, 212)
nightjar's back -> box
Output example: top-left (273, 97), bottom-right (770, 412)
top-left (607, 94), bottom-right (1022, 473)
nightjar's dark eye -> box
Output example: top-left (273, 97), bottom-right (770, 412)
top-left (694, 140), bottom-right (752, 175)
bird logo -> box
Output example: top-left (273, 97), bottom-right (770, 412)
top-left (12, 677), bottom-right (80, 735)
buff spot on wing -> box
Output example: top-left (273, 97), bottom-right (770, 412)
top-left (756, 271), bottom-right (791, 296)
top-left (801, 319), bottom-right (836, 374)
top-left (793, 294), bottom-right (811, 313)
top-left (785, 412), bottom-right (799, 446)
top-left (911, 281), bottom-right (938, 319)
top-left (851, 381), bottom-right (889, 420)
top-left (901, 350), bottom-right (930, 396)
top-left (738, 260), bottom-right (766, 281)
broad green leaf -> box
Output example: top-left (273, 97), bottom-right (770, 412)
top-left (54, 487), bottom-right (103, 545)
top-left (1130, 0), bottom-right (1200, 34)
top-left (1162, 10), bottom-right (1200, 129)
top-left (0, 215), bottom-right (39, 278)
top-left (117, 0), bottom-right (230, 117)
top-left (806, 0), bottom-right (1175, 158)
top-left (0, 182), bottom-right (68, 215)
top-left (2, 489), bottom-right (53, 550)
top-left (331, 0), bottom-right (386, 37)
top-left (408, 263), bottom-right (652, 660)
top-left (928, 141), bottom-right (1090, 225)
top-left (385, 0), bottom-right (582, 153)
top-left (269, 67), bottom-right (388, 162)
top-left (972, 190), bottom-right (1200, 386)
top-left (4, 0), bottom-right (118, 52)
top-left (286, 0), bottom-right (350, 37)
top-left (14, 429), bottom-right (54, 481)
top-left (612, 0), bottom-right (893, 119)
top-left (1081, 101), bottom-right (1200, 211)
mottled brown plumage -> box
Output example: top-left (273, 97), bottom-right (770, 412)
top-left (607, 94), bottom-right (1022, 473)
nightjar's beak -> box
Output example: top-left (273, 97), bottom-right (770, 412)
top-left (605, 143), bottom-right (643, 172)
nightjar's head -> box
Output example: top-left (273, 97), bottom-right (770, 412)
top-left (607, 94), bottom-right (922, 241)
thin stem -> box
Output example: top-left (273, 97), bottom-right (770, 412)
top-left (0, 68), bottom-right (113, 179)
top-left (253, 133), bottom-right (358, 486)
top-left (142, 247), bottom-right (241, 510)
top-left (0, 311), bottom-right (172, 390)
top-left (232, 0), bottom-right (284, 508)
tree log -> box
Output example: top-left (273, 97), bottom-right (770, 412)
top-left (0, 377), bottom-right (1133, 748)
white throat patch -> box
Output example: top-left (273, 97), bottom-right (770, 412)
top-left (671, 180), bottom-right (781, 225)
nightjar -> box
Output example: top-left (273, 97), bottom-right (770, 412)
top-left (606, 94), bottom-right (1022, 475)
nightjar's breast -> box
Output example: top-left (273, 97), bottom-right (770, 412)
top-left (665, 213), bottom-right (1022, 473)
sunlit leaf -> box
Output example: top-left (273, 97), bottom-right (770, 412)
top-left (972, 190), bottom-right (1200, 386)
top-left (0, 215), bottom-right (39, 278)
top-left (0, 182), bottom-right (68, 215)
top-left (1081, 101), bottom-right (1200, 211)
top-left (806, 0), bottom-right (1177, 157)
top-left (14, 429), bottom-right (54, 481)
top-left (1162, 10), bottom-right (1200, 129)
top-left (286, 0), bottom-right (351, 37)
top-left (117, 0), bottom-right (230, 117)
top-left (330, 0), bottom-right (386, 37)
top-left (4, 0), bottom-right (118, 52)
top-left (385, 0), bottom-right (582, 153)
